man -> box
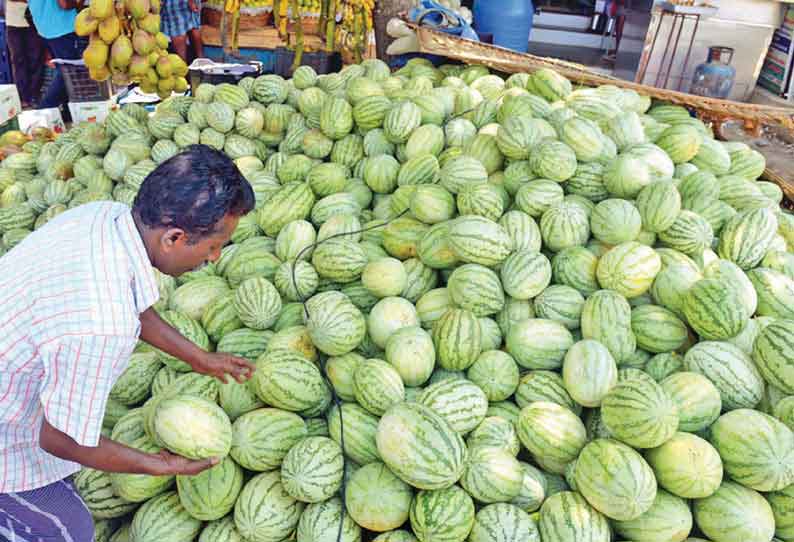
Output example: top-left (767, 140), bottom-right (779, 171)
top-left (6, 0), bottom-right (46, 108)
top-left (0, 145), bottom-right (256, 541)
top-left (27, 0), bottom-right (86, 109)
top-left (161, 0), bottom-right (204, 63)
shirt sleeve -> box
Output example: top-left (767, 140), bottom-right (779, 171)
top-left (38, 335), bottom-right (133, 448)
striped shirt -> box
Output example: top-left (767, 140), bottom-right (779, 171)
top-left (160, 0), bottom-right (201, 38)
top-left (0, 202), bottom-right (159, 493)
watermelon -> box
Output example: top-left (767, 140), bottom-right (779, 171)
top-left (693, 481), bottom-right (775, 542)
top-left (305, 290), bottom-right (366, 356)
top-left (506, 318), bottom-right (573, 370)
top-left (230, 407), bottom-right (307, 471)
top-left (683, 278), bottom-right (747, 340)
top-left (645, 431), bottom-right (722, 499)
top-left (466, 350), bottom-right (519, 402)
top-left (130, 491), bottom-right (202, 542)
top-left (253, 349), bottom-right (330, 414)
top-left (297, 497), bottom-right (361, 542)
top-left (517, 401), bottom-right (586, 473)
top-left (153, 395), bottom-right (232, 460)
top-left (515, 370), bottom-right (581, 414)
top-left (73, 468), bottom-right (139, 519)
top-left (345, 462), bottom-right (413, 532)
top-left (709, 408), bottom-right (794, 491)
top-left (376, 402), bottom-right (466, 490)
top-left (684, 341), bottom-right (764, 410)
top-left (611, 489), bottom-right (693, 542)
top-left (596, 241), bottom-right (661, 298)
top-left (659, 372), bottom-right (721, 431)
top-left (409, 485), bottom-right (475, 542)
top-left (418, 378), bottom-right (488, 435)
top-left (754, 320), bottom-right (794, 394)
top-left (561, 339), bottom-right (618, 407)
top-left (354, 358), bottom-right (405, 416)
top-left (281, 436), bottom-right (344, 503)
top-left (574, 438), bottom-right (657, 521)
top-left (461, 446), bottom-right (523, 504)
top-left (468, 503), bottom-right (540, 542)
top-left (234, 471), bottom-right (305, 542)
top-left (328, 402), bottom-right (381, 466)
top-left (601, 377), bottom-right (678, 448)
top-left (538, 491), bottom-right (611, 542)
top-left (176, 456), bottom-right (243, 521)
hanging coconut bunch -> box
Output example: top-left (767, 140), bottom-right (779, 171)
top-left (74, 0), bottom-right (190, 98)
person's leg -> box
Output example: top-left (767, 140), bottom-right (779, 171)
top-left (5, 27), bottom-right (30, 105)
top-left (41, 33), bottom-right (84, 109)
top-left (26, 28), bottom-right (47, 107)
top-left (188, 27), bottom-right (203, 60)
top-left (171, 34), bottom-right (189, 62)
top-left (0, 478), bottom-right (95, 542)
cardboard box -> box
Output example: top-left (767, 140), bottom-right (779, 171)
top-left (0, 85), bottom-right (21, 125)
top-left (18, 108), bottom-right (66, 135)
top-left (68, 100), bottom-right (116, 124)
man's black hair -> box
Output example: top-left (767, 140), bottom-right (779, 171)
top-left (132, 144), bottom-right (255, 242)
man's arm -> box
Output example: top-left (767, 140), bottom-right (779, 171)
top-left (40, 419), bottom-right (217, 475)
top-left (139, 307), bottom-right (254, 383)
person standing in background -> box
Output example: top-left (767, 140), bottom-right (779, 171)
top-left (5, 0), bottom-right (45, 108)
top-left (27, 0), bottom-right (85, 109)
top-left (160, 0), bottom-right (204, 63)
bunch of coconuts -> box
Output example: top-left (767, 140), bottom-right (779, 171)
top-left (75, 0), bottom-right (189, 98)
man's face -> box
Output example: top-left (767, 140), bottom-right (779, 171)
top-left (158, 214), bottom-right (239, 277)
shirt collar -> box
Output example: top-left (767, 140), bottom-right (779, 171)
top-left (115, 206), bottom-right (160, 314)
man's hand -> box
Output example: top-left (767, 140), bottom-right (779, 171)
top-left (149, 450), bottom-right (219, 476)
top-left (189, 0), bottom-right (199, 12)
top-left (191, 351), bottom-right (255, 383)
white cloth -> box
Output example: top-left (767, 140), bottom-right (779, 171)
top-left (5, 1), bottom-right (29, 28)
top-left (0, 202), bottom-right (159, 492)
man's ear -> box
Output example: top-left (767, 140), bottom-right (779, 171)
top-left (161, 228), bottom-right (187, 250)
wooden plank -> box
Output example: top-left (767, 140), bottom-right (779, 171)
top-left (201, 24), bottom-right (323, 50)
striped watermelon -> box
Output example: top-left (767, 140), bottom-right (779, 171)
top-left (683, 278), bottom-right (747, 340)
top-left (129, 491), bottom-right (202, 542)
top-left (418, 378), bottom-right (488, 435)
top-left (517, 401), bottom-right (586, 473)
top-left (327, 402), bottom-right (380, 466)
top-left (466, 351), bottom-right (519, 402)
top-left (574, 438), bottom-right (657, 521)
top-left (354, 358), bottom-right (405, 416)
top-left (376, 402), bottom-right (466, 490)
top-left (384, 101), bottom-right (422, 144)
top-left (515, 180), bottom-right (565, 219)
top-left (709, 408), bottom-right (794, 491)
top-left (409, 485), bottom-right (475, 542)
top-left (747, 267), bottom-right (794, 319)
top-left (660, 372), bottom-right (721, 431)
top-left (658, 210), bottom-right (714, 256)
top-left (506, 318), bottom-right (574, 371)
top-left (385, 326), bottom-right (435, 387)
top-left (562, 339), bottom-right (618, 408)
top-left (280, 436), bottom-right (344, 503)
top-left (466, 416), bottom-right (520, 456)
top-left (645, 431), bottom-right (722, 499)
top-left (345, 461), bottom-right (413, 532)
top-left (611, 489), bottom-right (693, 542)
top-left (754, 320), bottom-right (794, 393)
top-left (499, 251), bottom-right (550, 301)
top-left (153, 395), bottom-right (232, 460)
top-left (560, 117), bottom-right (605, 162)
top-left (693, 481), bottom-right (775, 542)
top-left (468, 503), bottom-right (539, 542)
top-left (258, 182), bottom-right (316, 236)
top-left (515, 370), bottom-right (581, 414)
top-left (538, 491), bottom-right (611, 542)
top-left (234, 471), bottom-right (305, 542)
top-left (581, 289), bottom-right (636, 363)
top-left (766, 485), bottom-right (794, 541)
top-left (690, 137), bottom-right (731, 175)
top-left (73, 468), bottom-right (139, 519)
top-left (229, 407), bottom-right (306, 471)
top-left (601, 377), bottom-right (678, 448)
top-left (630, 304), bottom-right (688, 353)
top-left (539, 202), bottom-right (590, 252)
top-left (461, 447), bottom-right (523, 504)
top-left (551, 246), bottom-right (599, 296)
top-left (684, 341), bottom-right (764, 410)
top-left (304, 291), bottom-right (366, 356)
top-left (596, 241), bottom-right (661, 298)
top-left (176, 456), bottom-right (243, 521)
top-left (533, 285), bottom-right (585, 330)
top-left (110, 352), bottom-right (161, 407)
top-left (297, 497), bottom-right (361, 542)
top-left (446, 263), bottom-right (505, 316)
top-left (590, 198), bottom-right (642, 245)
top-left (253, 349), bottom-right (331, 413)
top-left (432, 308), bottom-right (482, 371)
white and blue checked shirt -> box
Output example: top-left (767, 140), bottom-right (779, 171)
top-left (160, 0), bottom-right (201, 38)
top-left (0, 202), bottom-right (159, 492)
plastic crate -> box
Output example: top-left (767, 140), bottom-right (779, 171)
top-left (273, 48), bottom-right (342, 78)
top-left (187, 59), bottom-right (263, 91)
top-left (55, 60), bottom-right (125, 103)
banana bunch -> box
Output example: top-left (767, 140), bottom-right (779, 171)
top-left (337, 0), bottom-right (373, 34)
top-left (74, 0), bottom-right (188, 97)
